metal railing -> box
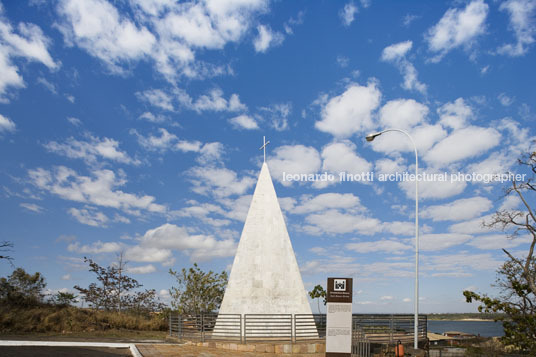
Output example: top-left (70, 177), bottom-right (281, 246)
top-left (244, 314), bottom-right (292, 343)
top-left (169, 313), bottom-right (242, 342)
top-left (352, 314), bottom-right (427, 344)
top-left (352, 325), bottom-right (371, 357)
top-left (294, 314), bottom-right (325, 341)
top-left (169, 313), bottom-right (427, 345)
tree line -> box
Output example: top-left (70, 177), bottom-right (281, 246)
top-left (0, 249), bottom-right (228, 318)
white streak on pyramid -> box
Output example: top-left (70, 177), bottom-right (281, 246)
top-left (218, 162), bottom-right (312, 316)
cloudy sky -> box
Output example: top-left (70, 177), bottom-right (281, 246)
top-left (1, 0), bottom-right (535, 313)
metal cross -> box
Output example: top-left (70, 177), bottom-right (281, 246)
top-left (259, 136), bottom-right (270, 163)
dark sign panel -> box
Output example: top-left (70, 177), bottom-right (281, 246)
top-left (326, 277), bottom-right (353, 303)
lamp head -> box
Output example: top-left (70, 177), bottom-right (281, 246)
top-left (366, 132), bottom-right (382, 142)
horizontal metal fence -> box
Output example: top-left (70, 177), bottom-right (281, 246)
top-left (244, 314), bottom-right (292, 343)
top-left (170, 313), bottom-right (427, 344)
top-left (294, 314), bottom-right (325, 341)
top-left (352, 314), bottom-right (427, 344)
top-left (169, 313), bottom-right (241, 342)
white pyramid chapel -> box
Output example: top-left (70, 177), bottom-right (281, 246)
top-left (217, 162), bottom-right (313, 317)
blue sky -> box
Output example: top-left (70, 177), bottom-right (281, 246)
top-left (1, 0), bottom-right (535, 313)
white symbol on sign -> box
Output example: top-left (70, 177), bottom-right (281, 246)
top-left (334, 279), bottom-right (346, 291)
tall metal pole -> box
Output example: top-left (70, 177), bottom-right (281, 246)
top-left (365, 128), bottom-right (419, 349)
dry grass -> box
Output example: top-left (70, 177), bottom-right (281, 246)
top-left (0, 305), bottom-right (167, 335)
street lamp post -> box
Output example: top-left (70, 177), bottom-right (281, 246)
top-left (365, 129), bottom-right (420, 350)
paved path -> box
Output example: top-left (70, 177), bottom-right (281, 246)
top-left (0, 346), bottom-right (132, 356)
top-left (136, 344), bottom-right (323, 357)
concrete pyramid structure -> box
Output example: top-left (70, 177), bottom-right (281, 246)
top-left (218, 162), bottom-right (312, 316)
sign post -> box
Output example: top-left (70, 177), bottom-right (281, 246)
top-left (326, 277), bottom-right (353, 357)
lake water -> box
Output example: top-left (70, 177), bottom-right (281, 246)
top-left (428, 320), bottom-right (504, 337)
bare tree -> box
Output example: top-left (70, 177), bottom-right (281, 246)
top-left (0, 241), bottom-right (14, 266)
top-left (484, 151), bottom-right (536, 296)
top-left (464, 150), bottom-right (536, 353)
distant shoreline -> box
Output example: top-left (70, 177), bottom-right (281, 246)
top-left (427, 314), bottom-right (502, 321)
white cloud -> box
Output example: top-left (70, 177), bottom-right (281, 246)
top-left (172, 200), bottom-right (231, 227)
top-left (437, 98), bottom-right (473, 130)
top-left (315, 82), bottom-right (381, 138)
top-left (421, 197), bottom-right (492, 222)
top-left (370, 124), bottom-right (447, 155)
top-left (346, 239), bottom-right (411, 254)
top-left (380, 295), bottom-right (394, 301)
top-left (382, 221), bottom-right (419, 236)
top-left (424, 126), bottom-right (501, 167)
top-left (336, 55), bottom-right (349, 68)
top-left (28, 166), bottom-right (166, 214)
top-left (68, 207), bottom-right (109, 227)
top-left (113, 214), bottom-right (130, 224)
top-left (448, 214), bottom-right (496, 234)
top-left (37, 77), bottom-right (57, 94)
top-left (176, 140), bottom-right (224, 164)
top-left (253, 24), bottom-right (284, 53)
top-left (321, 141), bottom-right (372, 175)
top-left (499, 194), bottom-right (521, 211)
top-left (381, 40), bottom-right (412, 61)
top-left (375, 157), bottom-right (406, 175)
top-left (466, 153), bottom-right (513, 178)
top-left (0, 114), bottom-right (15, 133)
top-left (497, 0), bottom-right (536, 56)
top-left (229, 114), bottom-right (259, 130)
top-left (61, 274), bottom-right (71, 280)
top-left (135, 223), bottom-right (237, 262)
top-left (340, 2), bottom-right (358, 26)
top-left (131, 128), bottom-right (178, 151)
top-left (137, 87), bottom-right (248, 114)
top-left (398, 171), bottom-right (467, 200)
top-left (425, 0), bottom-right (489, 62)
top-left (20, 202), bottom-right (43, 213)
top-left (260, 103), bottom-right (292, 131)
top-left (179, 88), bottom-right (247, 113)
top-left (188, 166), bottom-right (256, 198)
top-left (132, 129), bottom-right (225, 164)
top-left (127, 264), bottom-right (157, 274)
top-left (292, 193), bottom-right (363, 214)
top-left (147, 0), bottom-right (268, 81)
top-left (218, 194), bottom-right (253, 222)
top-left (418, 233), bottom-right (472, 251)
top-left (67, 117), bottom-right (82, 126)
top-left (45, 135), bottom-right (139, 165)
top-left (423, 252), bottom-right (503, 275)
top-left (498, 93), bottom-right (515, 107)
top-left (380, 41), bottom-right (426, 94)
top-left (67, 240), bottom-right (122, 253)
top-left (56, 0), bottom-right (156, 73)
top-left (403, 14), bottom-right (419, 27)
top-left (136, 89), bottom-right (174, 111)
top-left (379, 99), bottom-right (428, 130)
top-left (125, 245), bottom-right (174, 264)
top-left (138, 112), bottom-right (167, 123)
top-left (467, 234), bottom-right (531, 250)
top-left (268, 145), bottom-right (322, 186)
top-left (0, 10), bottom-right (58, 101)
top-left (304, 209), bottom-right (382, 235)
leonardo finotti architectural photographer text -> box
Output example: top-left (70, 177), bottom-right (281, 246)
top-left (282, 171), bottom-right (526, 184)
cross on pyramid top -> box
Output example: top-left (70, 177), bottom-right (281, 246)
top-left (259, 136), bottom-right (270, 163)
